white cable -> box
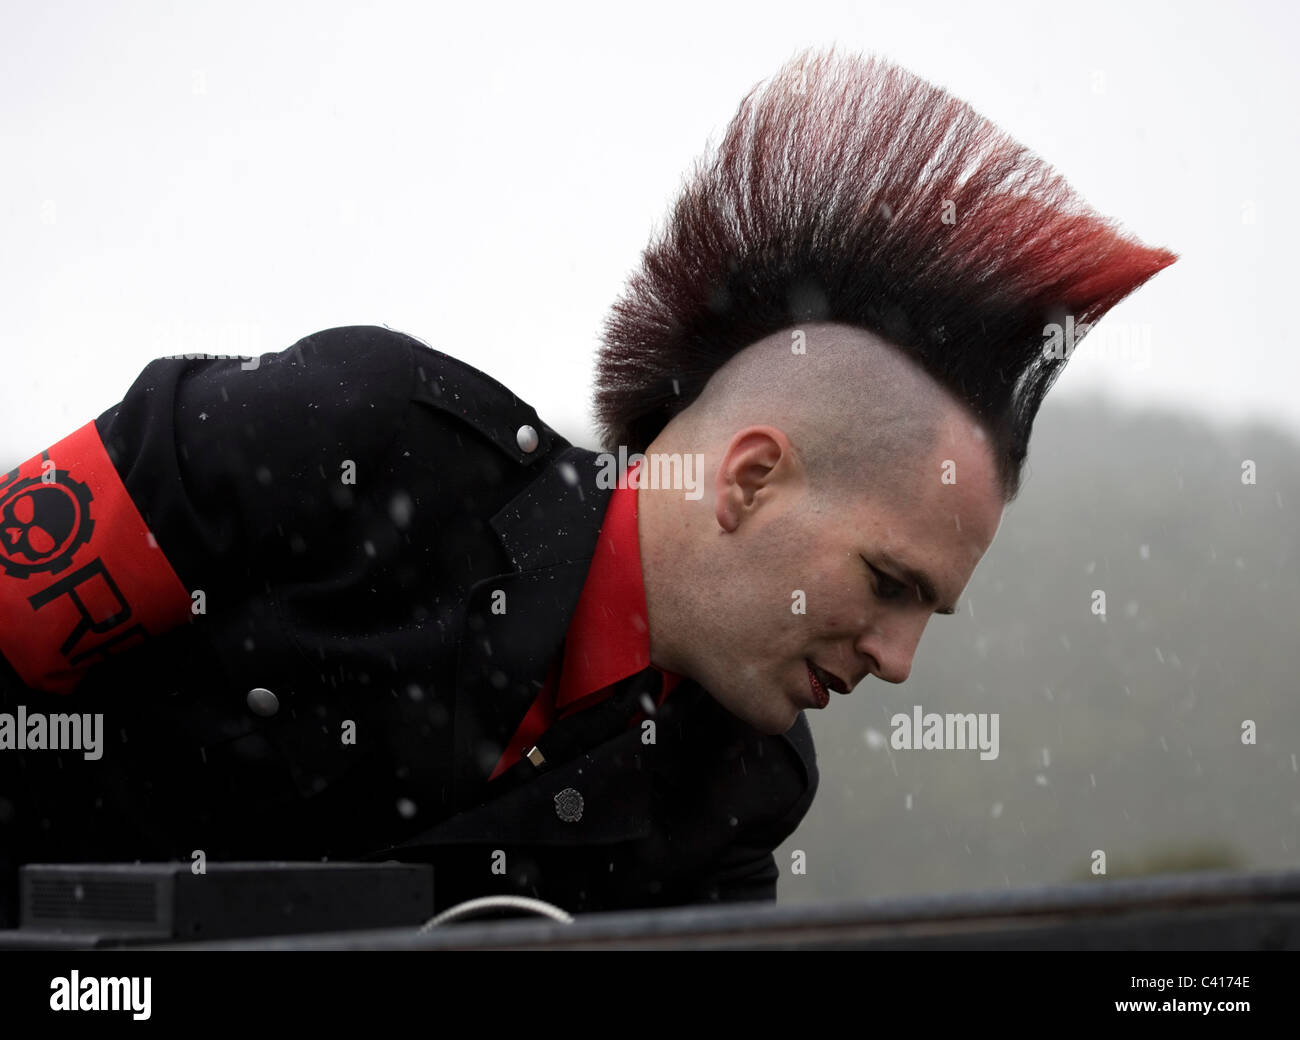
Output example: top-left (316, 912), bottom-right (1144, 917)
top-left (419, 894), bottom-right (574, 929)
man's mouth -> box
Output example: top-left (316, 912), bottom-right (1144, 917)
top-left (805, 659), bottom-right (846, 708)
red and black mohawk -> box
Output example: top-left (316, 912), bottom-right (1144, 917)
top-left (592, 45), bottom-right (1177, 501)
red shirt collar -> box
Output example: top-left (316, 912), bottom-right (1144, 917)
top-left (556, 459), bottom-right (682, 708)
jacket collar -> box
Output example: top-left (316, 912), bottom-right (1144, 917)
top-left (448, 446), bottom-right (622, 814)
top-left (489, 445), bottom-right (611, 572)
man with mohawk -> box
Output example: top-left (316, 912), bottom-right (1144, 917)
top-left (0, 46), bottom-right (1174, 923)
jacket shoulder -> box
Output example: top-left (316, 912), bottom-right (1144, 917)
top-left (292, 324), bottom-right (569, 466)
top-left (279, 324), bottom-right (417, 398)
top-left (328, 325), bottom-right (571, 468)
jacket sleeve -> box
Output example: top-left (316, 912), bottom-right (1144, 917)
top-left (0, 325), bottom-right (415, 695)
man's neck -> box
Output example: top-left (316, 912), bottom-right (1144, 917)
top-left (637, 465), bottom-right (679, 677)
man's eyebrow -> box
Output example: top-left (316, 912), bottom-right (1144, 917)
top-left (877, 551), bottom-right (959, 615)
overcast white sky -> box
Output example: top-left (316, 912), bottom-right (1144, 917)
top-left (2, 0), bottom-right (1296, 464)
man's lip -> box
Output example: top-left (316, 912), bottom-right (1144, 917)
top-left (804, 660), bottom-right (830, 709)
top-left (809, 659), bottom-right (849, 694)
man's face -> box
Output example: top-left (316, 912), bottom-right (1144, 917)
top-left (671, 408), bottom-right (1004, 736)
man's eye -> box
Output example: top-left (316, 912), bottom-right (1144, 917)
top-left (869, 563), bottom-right (906, 600)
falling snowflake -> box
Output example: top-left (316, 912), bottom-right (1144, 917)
top-left (388, 491), bottom-right (414, 528)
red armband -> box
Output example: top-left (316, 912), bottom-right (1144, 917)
top-left (0, 421), bottom-right (193, 693)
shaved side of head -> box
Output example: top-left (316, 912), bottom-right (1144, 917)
top-left (658, 322), bottom-right (971, 509)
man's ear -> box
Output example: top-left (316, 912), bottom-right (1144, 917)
top-left (714, 425), bottom-right (800, 533)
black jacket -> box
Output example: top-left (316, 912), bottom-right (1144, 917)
top-left (0, 325), bottom-right (817, 920)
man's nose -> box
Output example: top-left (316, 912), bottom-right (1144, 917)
top-left (854, 615), bottom-right (929, 685)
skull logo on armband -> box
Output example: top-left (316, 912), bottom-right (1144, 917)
top-left (0, 469), bottom-right (95, 580)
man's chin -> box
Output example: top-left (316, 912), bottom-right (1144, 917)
top-left (752, 713), bottom-right (801, 737)
top-left (704, 688), bottom-right (800, 736)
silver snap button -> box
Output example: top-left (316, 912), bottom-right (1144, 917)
top-left (246, 687), bottom-right (279, 717)
top-left (554, 787), bottom-right (584, 823)
top-left (516, 424), bottom-right (539, 453)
